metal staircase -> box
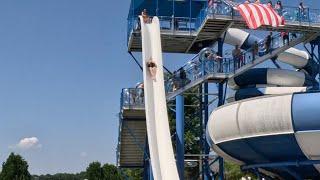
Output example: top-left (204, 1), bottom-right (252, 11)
top-left (117, 89), bottom-right (146, 168)
top-left (165, 32), bottom-right (320, 101)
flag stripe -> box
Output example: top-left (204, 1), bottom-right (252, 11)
top-left (238, 4), bottom-right (255, 29)
top-left (255, 5), bottom-right (269, 25)
top-left (247, 4), bottom-right (261, 28)
top-left (237, 3), bottom-right (284, 29)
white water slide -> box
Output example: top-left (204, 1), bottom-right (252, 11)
top-left (140, 16), bottom-right (180, 180)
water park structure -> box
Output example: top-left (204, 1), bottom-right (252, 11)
top-left (117, 0), bottom-right (320, 179)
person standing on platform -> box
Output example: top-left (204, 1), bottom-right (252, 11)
top-left (205, 51), bottom-right (223, 72)
top-left (232, 45), bottom-right (242, 70)
top-left (281, 31), bottom-right (289, 45)
top-left (136, 82), bottom-right (144, 105)
top-left (299, 2), bottom-right (306, 20)
top-left (265, 32), bottom-right (273, 54)
top-left (252, 41), bottom-right (259, 61)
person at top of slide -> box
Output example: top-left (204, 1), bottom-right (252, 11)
top-left (267, 0), bottom-right (272, 6)
top-left (147, 59), bottom-right (157, 81)
top-left (244, 0), bottom-right (250, 4)
top-left (141, 9), bottom-right (150, 24)
top-left (254, 0), bottom-right (260, 4)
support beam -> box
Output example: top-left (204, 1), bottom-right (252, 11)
top-left (280, 167), bottom-right (303, 180)
top-left (203, 82), bottom-right (210, 180)
top-left (218, 157), bottom-right (224, 180)
top-left (176, 95), bottom-right (185, 180)
top-left (241, 160), bottom-right (320, 170)
top-left (218, 83), bottom-right (224, 106)
top-left (217, 37), bottom-right (225, 180)
top-left (318, 42), bottom-right (320, 86)
top-left (143, 140), bottom-right (153, 180)
top-left (149, 163), bottom-right (153, 180)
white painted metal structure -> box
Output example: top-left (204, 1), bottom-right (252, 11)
top-left (140, 16), bottom-right (179, 180)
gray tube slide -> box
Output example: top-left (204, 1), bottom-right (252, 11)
top-left (228, 68), bottom-right (315, 90)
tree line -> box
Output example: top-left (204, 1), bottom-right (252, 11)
top-left (0, 153), bottom-right (142, 180)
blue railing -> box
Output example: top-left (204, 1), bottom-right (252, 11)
top-left (124, 31), bottom-right (302, 99)
top-left (165, 32), bottom-right (302, 93)
top-left (127, 2), bottom-right (320, 44)
top-left (204, 3), bottom-right (320, 25)
top-left (120, 88), bottom-right (144, 110)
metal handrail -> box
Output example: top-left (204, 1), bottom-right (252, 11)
top-left (120, 88), bottom-right (144, 110)
top-left (127, 1), bottom-right (320, 44)
top-left (164, 31), bottom-right (303, 94)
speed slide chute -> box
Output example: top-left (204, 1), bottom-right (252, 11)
top-left (140, 16), bottom-right (179, 180)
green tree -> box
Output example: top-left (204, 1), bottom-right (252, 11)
top-left (0, 152), bottom-right (31, 180)
top-left (32, 172), bottom-right (86, 180)
top-left (101, 163), bottom-right (123, 180)
top-left (86, 162), bottom-right (103, 180)
top-left (122, 168), bottom-right (143, 180)
top-left (225, 161), bottom-right (256, 179)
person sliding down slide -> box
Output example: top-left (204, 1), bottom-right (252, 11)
top-left (147, 58), bottom-right (157, 81)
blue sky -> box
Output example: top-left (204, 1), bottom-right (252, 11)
top-left (0, 0), bottom-right (318, 175)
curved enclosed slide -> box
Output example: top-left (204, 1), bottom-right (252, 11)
top-left (207, 92), bottom-right (320, 178)
top-left (140, 16), bottom-right (179, 180)
top-left (224, 28), bottom-right (318, 100)
top-left (206, 28), bottom-right (320, 178)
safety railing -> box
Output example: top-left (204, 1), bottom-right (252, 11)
top-left (203, 3), bottom-right (320, 25)
top-left (165, 32), bottom-right (303, 94)
top-left (158, 16), bottom-right (197, 32)
top-left (127, 16), bottom-right (197, 40)
top-left (127, 2), bottom-right (320, 44)
top-left (165, 57), bottom-right (232, 93)
top-left (120, 88), bottom-right (144, 110)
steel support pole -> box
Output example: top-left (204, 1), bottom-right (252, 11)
top-left (149, 163), bottom-right (153, 180)
top-left (217, 38), bottom-right (225, 180)
top-left (189, 0), bottom-right (192, 32)
top-left (176, 95), bottom-right (185, 179)
top-left (203, 82), bottom-right (210, 180)
top-left (218, 83), bottom-right (224, 106)
top-left (143, 139), bottom-right (153, 180)
top-left (218, 157), bottom-right (225, 180)
top-left (199, 84), bottom-right (207, 180)
top-left (318, 42), bottom-right (320, 86)
top-left (156, 0), bottom-right (159, 16)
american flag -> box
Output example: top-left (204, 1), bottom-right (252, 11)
top-left (236, 3), bottom-right (285, 29)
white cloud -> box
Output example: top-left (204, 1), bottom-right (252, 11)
top-left (80, 152), bottom-right (88, 158)
top-left (10, 137), bottom-right (42, 150)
